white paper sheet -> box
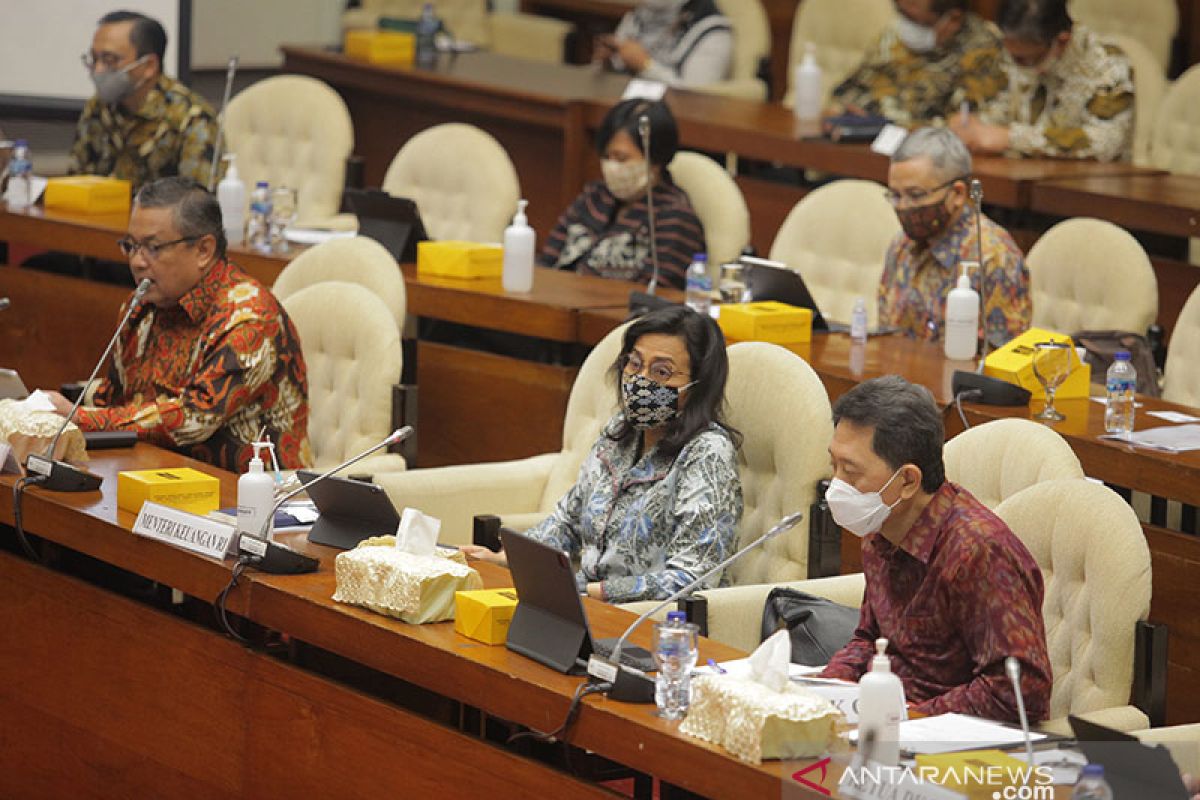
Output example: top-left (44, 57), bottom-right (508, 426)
top-left (1101, 423), bottom-right (1200, 453)
top-left (849, 712), bottom-right (1047, 755)
top-left (1147, 410), bottom-right (1200, 424)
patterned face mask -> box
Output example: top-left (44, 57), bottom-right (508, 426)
top-left (895, 196), bottom-right (953, 243)
top-left (602, 158), bottom-right (650, 202)
top-left (621, 373), bottom-right (695, 429)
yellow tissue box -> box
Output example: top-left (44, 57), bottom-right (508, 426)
top-left (44, 176), bottom-right (131, 215)
top-left (417, 241), bottom-right (504, 279)
top-left (914, 750), bottom-right (1040, 800)
top-left (344, 29), bottom-right (415, 65)
top-left (117, 467), bottom-right (220, 516)
top-left (454, 587), bottom-right (519, 645)
top-left (984, 327), bottom-right (1091, 400)
top-left (718, 301), bottom-right (813, 344)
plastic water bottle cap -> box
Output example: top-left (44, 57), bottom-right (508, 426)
top-left (1114, 350), bottom-right (1131, 361)
top-left (256, 181), bottom-right (268, 188)
top-left (666, 610), bottom-right (687, 623)
top-left (1080, 764), bottom-right (1104, 778)
top-left (692, 253), bottom-right (707, 262)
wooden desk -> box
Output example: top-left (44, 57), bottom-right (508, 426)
top-left (1032, 172), bottom-right (1200, 239)
top-left (280, 47), bottom-right (631, 238)
top-left (0, 446), bottom-right (813, 799)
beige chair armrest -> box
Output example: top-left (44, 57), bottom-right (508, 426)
top-left (497, 511), bottom-right (551, 532)
top-left (489, 12), bottom-right (573, 64)
top-left (374, 453), bottom-right (557, 545)
top-left (689, 78), bottom-right (769, 101)
top-left (1135, 723), bottom-right (1200, 776)
top-left (1039, 705), bottom-right (1150, 736)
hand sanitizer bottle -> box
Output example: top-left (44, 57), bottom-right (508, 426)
top-left (237, 442), bottom-right (276, 540)
top-left (793, 42), bottom-right (823, 122)
top-left (217, 154), bottom-right (246, 246)
top-left (858, 637), bottom-right (906, 767)
top-left (944, 260), bottom-right (980, 360)
top-left (502, 199), bottom-right (535, 293)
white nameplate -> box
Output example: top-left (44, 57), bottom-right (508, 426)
top-left (622, 78), bottom-right (667, 101)
top-left (133, 501), bottom-right (236, 559)
top-left (839, 764), bottom-right (966, 800)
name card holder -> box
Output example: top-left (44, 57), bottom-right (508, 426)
top-left (133, 501), bottom-right (237, 560)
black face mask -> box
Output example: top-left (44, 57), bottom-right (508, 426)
top-left (896, 197), bottom-right (954, 243)
top-left (621, 373), bottom-right (694, 429)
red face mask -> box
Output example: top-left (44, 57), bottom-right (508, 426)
top-left (896, 197), bottom-right (953, 243)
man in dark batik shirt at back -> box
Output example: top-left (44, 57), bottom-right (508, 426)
top-left (820, 375), bottom-right (1051, 722)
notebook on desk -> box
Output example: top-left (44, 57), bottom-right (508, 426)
top-left (1069, 715), bottom-right (1190, 800)
top-left (344, 188), bottom-right (429, 263)
top-left (500, 528), bottom-right (655, 674)
top-left (298, 470), bottom-right (402, 550)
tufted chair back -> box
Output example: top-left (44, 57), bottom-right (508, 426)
top-left (769, 179), bottom-right (899, 327)
top-left (1026, 218), bottom-right (1158, 334)
top-left (669, 152), bottom-right (750, 271)
top-left (224, 76), bottom-right (353, 228)
top-left (382, 123), bottom-right (521, 243)
top-left (715, 0), bottom-right (770, 84)
top-left (281, 282), bottom-right (405, 472)
top-left (1103, 35), bottom-right (1169, 167)
top-left (785, 0), bottom-right (894, 106)
top-left (944, 419), bottom-right (1084, 509)
top-left (1069, 0), bottom-right (1177, 74)
top-left (723, 342), bottom-right (833, 585)
top-left (995, 479), bottom-right (1151, 727)
top-left (1163, 283), bottom-right (1200, 407)
top-left (272, 236), bottom-right (406, 335)
top-left (1150, 64), bottom-right (1200, 175)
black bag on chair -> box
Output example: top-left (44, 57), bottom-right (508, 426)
top-left (1072, 330), bottom-right (1161, 397)
top-left (760, 587), bottom-right (859, 667)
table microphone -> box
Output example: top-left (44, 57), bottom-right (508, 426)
top-left (588, 511), bottom-right (805, 702)
top-left (1006, 656), bottom-right (1036, 765)
top-left (26, 278), bottom-right (152, 492)
top-left (207, 55), bottom-right (239, 192)
top-left (0, 297), bottom-right (10, 311)
top-left (235, 426), bottom-right (413, 574)
top-left (950, 179), bottom-right (1030, 406)
top-left (628, 113), bottom-right (672, 315)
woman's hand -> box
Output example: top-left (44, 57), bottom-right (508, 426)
top-left (459, 545), bottom-right (508, 566)
top-left (613, 39), bottom-right (651, 73)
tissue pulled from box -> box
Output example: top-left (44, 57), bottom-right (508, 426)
top-left (333, 541), bottom-right (481, 624)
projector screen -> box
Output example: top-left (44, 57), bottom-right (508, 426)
top-left (0, 0), bottom-right (188, 111)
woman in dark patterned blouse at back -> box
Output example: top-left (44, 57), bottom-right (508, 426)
top-left (538, 99), bottom-right (705, 291)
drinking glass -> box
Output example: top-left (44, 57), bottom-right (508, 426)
top-left (1032, 340), bottom-right (1072, 421)
top-left (270, 185), bottom-right (298, 252)
top-left (718, 262), bottom-right (747, 304)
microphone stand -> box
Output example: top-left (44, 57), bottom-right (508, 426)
top-left (628, 113), bottom-right (672, 315)
top-left (590, 511), bottom-right (805, 702)
top-left (208, 56), bottom-right (239, 192)
top-left (1006, 656), bottom-right (1036, 765)
top-left (235, 426), bottom-right (413, 574)
top-left (27, 279), bottom-right (152, 491)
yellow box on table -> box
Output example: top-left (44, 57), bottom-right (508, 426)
top-left (718, 301), bottom-right (813, 344)
top-left (44, 176), bottom-right (131, 215)
top-left (454, 588), bottom-right (519, 645)
top-left (983, 327), bottom-right (1091, 400)
top-left (117, 467), bottom-right (220, 515)
top-left (914, 750), bottom-right (1040, 800)
top-left (344, 29), bottom-right (415, 65)
top-left (416, 241), bottom-right (504, 279)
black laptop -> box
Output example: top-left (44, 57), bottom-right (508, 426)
top-left (740, 257), bottom-right (832, 332)
top-left (344, 188), bottom-right (429, 263)
top-left (298, 471), bottom-right (401, 550)
top-left (1069, 715), bottom-right (1191, 800)
top-left (500, 529), bottom-right (654, 674)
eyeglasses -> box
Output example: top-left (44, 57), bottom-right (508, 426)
top-left (117, 235), bottom-right (200, 259)
top-left (884, 176), bottom-right (967, 207)
top-left (622, 352), bottom-right (689, 384)
top-left (81, 51), bottom-right (129, 72)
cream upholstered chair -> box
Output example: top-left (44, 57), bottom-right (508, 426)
top-left (382, 123), bottom-right (521, 243)
top-left (1133, 724), bottom-right (1200, 777)
top-left (281, 282), bottom-right (406, 474)
top-left (373, 323), bottom-right (627, 546)
top-left (272, 236), bottom-right (407, 335)
top-left (1103, 35), bottom-right (1169, 167)
top-left (342, 0), bottom-right (572, 64)
top-left (669, 151), bottom-right (750, 271)
top-left (223, 75), bottom-right (355, 230)
top-left (768, 179), bottom-right (900, 327)
top-left (1069, 0), bottom-right (1178, 75)
top-left (1162, 283), bottom-right (1200, 407)
top-left (784, 0), bottom-right (894, 107)
top-left (995, 479), bottom-right (1153, 733)
top-left (1148, 65), bottom-right (1200, 263)
top-left (1025, 218), bottom-right (1158, 335)
top-left (943, 418), bottom-right (1084, 509)
top-left (690, 0), bottom-right (770, 100)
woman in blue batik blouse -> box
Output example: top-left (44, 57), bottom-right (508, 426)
top-left (462, 305), bottom-right (743, 603)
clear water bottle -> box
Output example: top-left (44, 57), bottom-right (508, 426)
top-left (653, 611), bottom-right (699, 720)
top-left (247, 181), bottom-right (272, 253)
top-left (685, 253), bottom-right (712, 315)
top-left (6, 139), bottom-right (33, 211)
top-left (851, 296), bottom-right (869, 343)
top-left (1072, 764), bottom-right (1113, 800)
top-left (416, 3), bottom-right (441, 68)
top-left (1104, 350), bottom-right (1137, 436)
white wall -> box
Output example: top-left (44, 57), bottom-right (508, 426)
top-left (190, 0), bottom-right (344, 69)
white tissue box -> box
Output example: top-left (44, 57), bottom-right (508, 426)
top-left (333, 537), bottom-right (482, 624)
top-left (679, 674), bottom-right (844, 765)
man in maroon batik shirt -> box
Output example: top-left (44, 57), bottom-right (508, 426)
top-left (820, 376), bottom-right (1051, 722)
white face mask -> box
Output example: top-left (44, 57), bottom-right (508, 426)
top-left (602, 158), bottom-right (650, 201)
top-left (895, 15), bottom-right (938, 53)
top-left (826, 468), bottom-right (903, 537)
